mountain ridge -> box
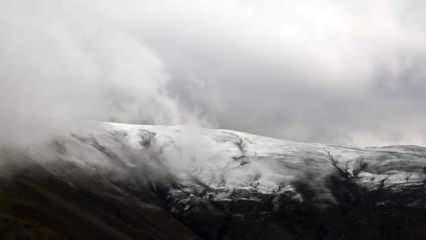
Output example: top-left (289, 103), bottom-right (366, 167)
top-left (0, 122), bottom-right (425, 239)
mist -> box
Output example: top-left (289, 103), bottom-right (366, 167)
top-left (1, 0), bottom-right (426, 147)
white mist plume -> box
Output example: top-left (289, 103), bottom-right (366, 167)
top-left (0, 0), bottom-right (201, 146)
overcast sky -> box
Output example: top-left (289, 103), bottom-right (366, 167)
top-left (1, 0), bottom-right (426, 146)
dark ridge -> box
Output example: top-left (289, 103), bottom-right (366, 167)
top-left (0, 161), bottom-right (198, 240)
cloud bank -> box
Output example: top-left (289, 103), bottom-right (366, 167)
top-left (1, 0), bottom-right (426, 146)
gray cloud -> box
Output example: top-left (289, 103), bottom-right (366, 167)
top-left (1, 0), bottom-right (426, 146)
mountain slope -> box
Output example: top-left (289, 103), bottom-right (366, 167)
top-left (0, 122), bottom-right (425, 239)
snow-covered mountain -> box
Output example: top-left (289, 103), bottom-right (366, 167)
top-left (1, 122), bottom-right (426, 239)
top-left (57, 122), bottom-right (426, 196)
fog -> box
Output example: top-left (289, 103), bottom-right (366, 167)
top-left (1, 0), bottom-right (426, 147)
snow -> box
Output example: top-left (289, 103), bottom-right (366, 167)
top-left (95, 122), bottom-right (426, 199)
top-left (19, 121), bottom-right (424, 207)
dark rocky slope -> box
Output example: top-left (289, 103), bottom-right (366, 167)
top-left (0, 161), bottom-right (197, 240)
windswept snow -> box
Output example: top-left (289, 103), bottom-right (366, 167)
top-left (97, 122), bottom-right (426, 197)
top-left (13, 122), bottom-right (425, 206)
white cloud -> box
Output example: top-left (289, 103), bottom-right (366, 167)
top-left (1, 0), bottom-right (426, 146)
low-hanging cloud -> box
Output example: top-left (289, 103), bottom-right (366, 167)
top-left (0, 0), bottom-right (201, 146)
top-left (1, 0), bottom-right (426, 147)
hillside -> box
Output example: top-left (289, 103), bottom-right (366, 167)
top-left (0, 122), bottom-right (425, 239)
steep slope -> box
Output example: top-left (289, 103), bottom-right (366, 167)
top-left (0, 122), bottom-right (425, 239)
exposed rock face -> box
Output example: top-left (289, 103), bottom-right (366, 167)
top-left (0, 122), bottom-right (425, 239)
